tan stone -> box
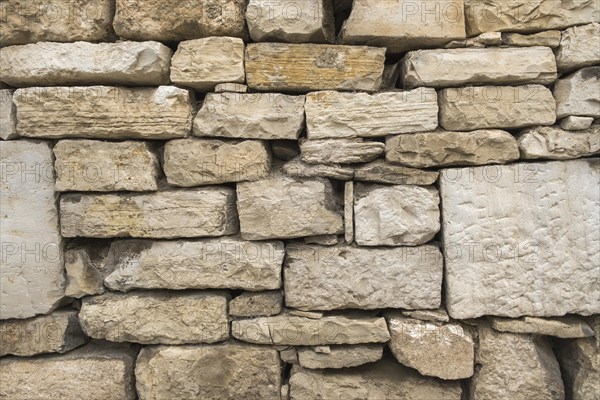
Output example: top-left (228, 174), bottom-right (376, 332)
top-left (501, 30), bottom-right (562, 47)
top-left (402, 308), bottom-right (450, 323)
top-left (298, 345), bottom-right (383, 369)
top-left (554, 67), bottom-right (600, 118)
top-left (230, 291), bottom-right (283, 317)
top-left (556, 23), bottom-right (600, 71)
top-left (282, 157), bottom-right (354, 181)
top-left (214, 82), bottom-right (248, 93)
top-left (560, 116), bottom-right (594, 130)
top-left (518, 125), bottom-right (600, 159)
top-left (300, 139), bottom-right (385, 164)
top-left (491, 316), bottom-right (594, 338)
top-left (64, 246), bottom-right (111, 298)
top-left (354, 159), bottom-right (439, 185)
top-left (280, 347), bottom-right (299, 364)
top-left (0, 89), bottom-right (17, 140)
top-left (344, 182), bottom-right (354, 244)
top-left (304, 235), bottom-right (341, 246)
top-left (288, 310), bottom-right (324, 319)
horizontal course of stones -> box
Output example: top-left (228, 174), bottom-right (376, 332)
top-left (0, 1), bottom-right (599, 399)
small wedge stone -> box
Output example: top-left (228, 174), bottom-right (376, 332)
top-left (215, 82), bottom-right (248, 93)
top-left (501, 30), bottom-right (562, 47)
top-left (298, 345), bottom-right (383, 369)
top-left (554, 67), bottom-right (600, 119)
top-left (64, 246), bottom-right (112, 298)
top-left (0, 89), bottom-right (17, 140)
top-left (344, 182), bottom-right (354, 244)
top-left (402, 308), bottom-right (450, 323)
top-left (300, 139), bottom-right (385, 164)
top-left (282, 157), bottom-right (354, 181)
top-left (354, 159), bottom-right (438, 185)
top-left (230, 292), bottom-right (283, 317)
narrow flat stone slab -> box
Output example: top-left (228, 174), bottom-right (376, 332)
top-left (344, 182), bottom-right (354, 244)
top-left (517, 125), bottom-right (600, 160)
top-left (501, 30), bottom-right (561, 47)
top-left (354, 159), bottom-right (439, 185)
top-left (300, 139), bottom-right (385, 164)
top-left (297, 345), bottom-right (383, 369)
top-left (0, 89), bottom-right (17, 140)
top-left (282, 157), bottom-right (354, 181)
top-left (491, 316), bottom-right (595, 338)
top-left (560, 116), bottom-right (594, 131)
top-left (230, 291), bottom-right (283, 317)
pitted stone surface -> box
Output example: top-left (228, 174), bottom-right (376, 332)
top-left (517, 125), bottom-right (600, 160)
top-left (556, 23), bottom-right (600, 71)
top-left (300, 139), bottom-right (385, 164)
top-left (0, 89), bottom-right (17, 140)
top-left (554, 67), bottom-right (600, 119)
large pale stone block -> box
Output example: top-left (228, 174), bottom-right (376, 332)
top-left (340, 0), bottom-right (466, 53)
top-left (517, 125), bottom-right (600, 160)
top-left (284, 244), bottom-right (443, 310)
top-left (60, 188), bottom-right (238, 238)
top-left (0, 89), bottom-right (17, 140)
top-left (79, 291), bottom-right (229, 345)
top-left (440, 160), bottom-right (600, 319)
top-left (556, 23), bottom-right (600, 71)
top-left (354, 159), bottom-right (439, 185)
top-left (554, 67), bottom-right (600, 118)
top-left (246, 43), bottom-right (385, 92)
top-left (305, 89), bottom-right (438, 139)
top-left (297, 345), bottom-right (383, 369)
top-left (0, 42), bottom-right (171, 87)
top-left (300, 139), bottom-right (385, 164)
top-left (230, 291), bottom-right (283, 317)
top-left (0, 140), bottom-right (64, 320)
top-left (14, 86), bottom-right (193, 139)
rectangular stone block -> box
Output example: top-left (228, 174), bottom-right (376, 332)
top-left (300, 139), bottom-right (385, 164)
top-left (284, 244), bottom-right (443, 310)
top-left (229, 291), bottom-right (283, 317)
top-left (283, 157), bottom-right (354, 181)
top-left (0, 89), bottom-right (17, 140)
top-left (501, 30), bottom-right (562, 47)
top-left (14, 86), bottom-right (193, 139)
top-left (440, 159), bottom-right (600, 319)
top-left (60, 188), bottom-right (238, 238)
top-left (246, 43), bottom-right (385, 92)
top-left (298, 345), bottom-right (383, 369)
top-left (554, 67), bottom-right (600, 119)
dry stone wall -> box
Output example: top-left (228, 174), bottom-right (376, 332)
top-left (0, 1), bottom-right (599, 399)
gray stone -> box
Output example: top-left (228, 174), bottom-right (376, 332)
top-left (0, 89), bottom-right (17, 140)
top-left (300, 139), bottom-right (385, 164)
top-left (554, 67), bottom-right (600, 119)
top-left (64, 246), bottom-right (111, 298)
top-left (298, 345), bottom-right (383, 369)
top-left (282, 157), bottom-right (354, 181)
top-left (560, 116), bottom-right (594, 130)
top-left (304, 235), bottom-right (341, 246)
top-left (354, 159), bottom-right (439, 185)
top-left (517, 125), bottom-right (600, 160)
top-left (556, 23), bottom-right (600, 72)
top-left (344, 182), bottom-right (354, 244)
top-left (491, 316), bottom-right (595, 338)
top-left (402, 308), bottom-right (450, 323)
top-left (501, 30), bottom-right (562, 47)
top-left (230, 291), bottom-right (283, 317)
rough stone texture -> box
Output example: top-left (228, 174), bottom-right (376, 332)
top-left (464, 0), bottom-right (599, 35)
top-left (386, 130), bottom-right (520, 168)
top-left (554, 67), bottom-right (600, 118)
top-left (354, 159), bottom-right (439, 185)
top-left (0, 140), bottom-right (64, 320)
top-left (60, 188), bottom-right (238, 238)
top-left (501, 30), bottom-right (561, 47)
top-left (113, 0), bottom-right (247, 41)
top-left (0, 89), bottom-right (17, 140)
top-left (0, 310), bottom-right (86, 357)
top-left (237, 176), bottom-right (343, 240)
top-left (170, 37), bottom-right (245, 91)
top-left (440, 160), bottom-right (600, 319)
top-left (164, 139), bottom-right (271, 186)
top-left (300, 139), bottom-right (385, 164)
top-left (490, 316), bottom-right (594, 338)
top-left (386, 314), bottom-right (474, 380)
top-left (344, 182), bottom-right (354, 244)
top-left (0, 344), bottom-right (137, 400)
top-left (233, 314), bottom-right (390, 345)
top-left (14, 86), bottom-right (193, 139)
top-left (215, 82), bottom-right (247, 93)
top-left (0, 41), bottom-right (171, 87)
top-left (305, 89), bottom-right (438, 139)
top-left (247, 0), bottom-right (335, 43)
top-left (53, 140), bottom-right (160, 192)
top-left (402, 308), bottom-right (450, 323)
top-left (560, 116), bottom-right (594, 130)
top-left (79, 291), bottom-right (229, 345)
top-left (272, 140), bottom-right (299, 161)
top-left (230, 291), bottom-right (283, 317)
top-left (281, 347), bottom-right (299, 364)
top-left (298, 345), bottom-right (383, 369)
top-left (284, 243), bottom-right (443, 310)
top-left (471, 326), bottom-right (565, 400)
top-left (556, 23), bottom-right (600, 71)
top-left (103, 238), bottom-right (284, 292)
top-left (283, 157), bottom-right (354, 181)
top-left (194, 92), bottom-right (305, 140)
top-left (401, 47), bottom-right (557, 88)
top-left (304, 234), bottom-right (341, 246)
top-left (517, 125), bottom-right (600, 159)
top-left (0, 0), bottom-right (114, 46)
top-left (136, 343), bottom-right (281, 400)
top-left (340, 0), bottom-right (466, 53)
top-left (246, 43), bottom-right (385, 92)
top-left (439, 85), bottom-right (556, 130)
top-left (64, 247), bottom-right (111, 298)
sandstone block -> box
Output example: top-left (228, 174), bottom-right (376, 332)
top-left (560, 116), bottom-right (594, 130)
top-left (491, 316), bottom-right (594, 338)
top-left (64, 246), bottom-right (111, 298)
top-left (501, 30), bottom-right (561, 47)
top-left (283, 157), bottom-right (354, 180)
top-left (556, 23), bottom-right (600, 71)
top-left (0, 89), bottom-right (17, 140)
top-left (554, 67), bottom-right (600, 118)
top-left (300, 139), bottom-right (384, 164)
top-left (230, 291), bottom-right (283, 317)
top-left (344, 182), bottom-right (354, 244)
top-left (354, 159), bottom-right (439, 185)
top-left (298, 345), bottom-right (383, 369)
top-left (517, 125), bottom-right (600, 160)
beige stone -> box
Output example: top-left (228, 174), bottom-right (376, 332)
top-left (556, 23), bottom-right (600, 71)
top-left (80, 291), bottom-right (229, 345)
top-left (402, 308), bottom-right (450, 323)
top-left (288, 310), bottom-right (324, 319)
top-left (304, 235), bottom-right (341, 246)
top-left (246, 43), bottom-right (385, 92)
top-left (300, 139), bottom-right (385, 164)
top-left (354, 159), bottom-right (439, 185)
top-left (386, 129), bottom-right (519, 168)
top-left (164, 139), bottom-right (271, 186)
top-left (280, 347), bottom-right (299, 364)
top-left (64, 246), bottom-right (111, 298)
top-left (230, 291), bottom-right (283, 317)
top-left (440, 85), bottom-right (556, 130)
top-left (344, 182), bottom-right (354, 244)
top-left (170, 37), bottom-right (245, 91)
top-left (284, 244), bottom-right (443, 310)
top-left (554, 67), bottom-right (600, 118)
top-left (60, 188), bottom-right (238, 238)
top-left (214, 82), bottom-right (247, 93)
top-left (0, 41), bottom-right (171, 87)
top-left (0, 89), bottom-right (17, 140)
top-left (53, 140), bottom-right (160, 192)
top-left (282, 157), bottom-right (354, 181)
top-left (194, 92), bottom-right (305, 140)
top-left (15, 86), bottom-right (193, 139)
top-left (491, 316), bottom-right (594, 338)
top-left (298, 345), bottom-right (383, 369)
top-left (518, 125), bottom-right (600, 159)
top-left (560, 116), bottom-right (594, 130)
top-left (501, 30), bottom-right (562, 47)
top-left (136, 343), bottom-right (281, 400)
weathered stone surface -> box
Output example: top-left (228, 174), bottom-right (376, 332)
top-left (381, 62), bottom-right (400, 90)
top-left (501, 30), bottom-right (562, 47)
top-left (402, 308), bottom-right (450, 323)
top-left (354, 183), bottom-right (440, 246)
top-left (214, 82), bottom-right (247, 93)
top-left (386, 314), bottom-right (474, 380)
top-left (170, 37), bottom-right (245, 91)
top-left (554, 67), bottom-right (600, 118)
top-left (304, 235), bottom-right (341, 246)
top-left (0, 343), bottom-right (137, 400)
top-left (0, 89), bottom-right (17, 140)
top-left (164, 139), bottom-right (271, 186)
top-left (0, 310), bottom-right (86, 357)
top-left (280, 347), bottom-right (299, 364)
top-left (15, 86), bottom-right (193, 139)
top-left (60, 188), bottom-right (238, 238)
top-left (272, 140), bottom-right (299, 161)
top-left (464, 0), bottom-right (599, 35)
top-left (247, 0), bottom-right (335, 43)
top-left (233, 314), bottom-right (390, 345)
top-left (556, 23), bottom-right (600, 71)
top-left (80, 291), bottom-right (228, 344)
top-left (64, 246), bottom-right (111, 298)
top-left (289, 357), bottom-right (463, 400)
top-left (300, 139), bottom-right (385, 164)
top-left (517, 125), bottom-right (600, 159)
top-left (103, 238), bottom-right (284, 292)
top-left (246, 43), bottom-right (385, 92)
top-left (113, 0), bottom-right (247, 41)
top-left (0, 41), bottom-right (171, 87)
top-left (305, 89), bottom-right (438, 138)
top-left (284, 244), bottom-right (443, 310)
top-left (0, 0), bottom-right (114, 46)
top-left (1, 140), bottom-right (64, 320)
top-left (354, 159), bottom-right (439, 185)
top-left (230, 291), bottom-right (283, 317)
top-left (237, 176), bottom-right (343, 240)
top-left (298, 345), bottom-right (383, 369)
top-left (288, 310), bottom-right (324, 319)
top-left (491, 316), bottom-right (594, 338)
top-left (440, 160), bottom-right (600, 319)
top-left (560, 116), bottom-right (594, 130)
top-left (283, 157), bottom-right (354, 181)
top-left (386, 129), bottom-right (520, 168)
top-left (137, 344), bottom-right (281, 400)
top-left (344, 182), bottom-right (354, 244)
top-left (194, 92), bottom-right (305, 140)
top-left (340, 0), bottom-right (466, 53)
top-left (401, 47), bottom-right (557, 88)
top-left (53, 140), bottom-right (160, 192)
top-left (471, 326), bottom-right (564, 400)
top-left (440, 85), bottom-right (556, 130)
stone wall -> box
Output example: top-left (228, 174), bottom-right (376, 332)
top-left (0, 1), bottom-right (599, 399)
